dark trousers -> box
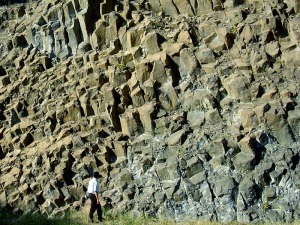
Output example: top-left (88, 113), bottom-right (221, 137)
top-left (89, 193), bottom-right (102, 221)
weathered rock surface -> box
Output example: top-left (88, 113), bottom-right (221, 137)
top-left (0, 0), bottom-right (300, 223)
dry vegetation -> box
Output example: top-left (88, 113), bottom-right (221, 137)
top-left (2, 210), bottom-right (296, 225)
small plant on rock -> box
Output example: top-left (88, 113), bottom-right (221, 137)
top-left (117, 62), bottom-right (126, 71)
top-left (262, 201), bottom-right (271, 210)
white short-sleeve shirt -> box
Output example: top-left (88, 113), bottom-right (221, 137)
top-left (88, 177), bottom-right (99, 194)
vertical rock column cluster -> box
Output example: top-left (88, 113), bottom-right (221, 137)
top-left (0, 0), bottom-right (300, 223)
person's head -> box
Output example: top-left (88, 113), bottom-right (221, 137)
top-left (94, 171), bottom-right (100, 179)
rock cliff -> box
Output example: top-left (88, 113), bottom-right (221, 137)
top-left (0, 0), bottom-right (300, 223)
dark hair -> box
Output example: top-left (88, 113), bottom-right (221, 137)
top-left (94, 172), bottom-right (100, 178)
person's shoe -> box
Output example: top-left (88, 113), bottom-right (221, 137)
top-left (88, 217), bottom-right (94, 223)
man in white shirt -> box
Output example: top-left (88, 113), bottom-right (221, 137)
top-left (88, 172), bottom-right (102, 223)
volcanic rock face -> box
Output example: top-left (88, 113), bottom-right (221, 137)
top-left (0, 0), bottom-right (300, 223)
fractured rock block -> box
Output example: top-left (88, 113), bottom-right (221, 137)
top-left (59, 101), bottom-right (82, 123)
top-left (254, 103), bottom-right (271, 123)
top-left (207, 35), bottom-right (226, 53)
top-left (288, 109), bottom-right (300, 141)
top-left (138, 102), bottom-right (156, 133)
top-left (181, 89), bottom-right (217, 111)
top-left (212, 0), bottom-right (223, 10)
top-left (54, 26), bottom-right (70, 60)
top-left (282, 49), bottom-right (300, 67)
top-left (167, 129), bottom-right (187, 146)
top-left (150, 60), bottom-right (168, 85)
top-left (185, 156), bottom-right (204, 178)
top-left (205, 108), bottom-right (221, 124)
top-left (113, 141), bottom-right (127, 158)
top-left (63, 1), bottom-right (76, 26)
top-left (136, 60), bottom-right (152, 83)
top-left (111, 168), bottom-right (133, 187)
top-left (159, 0), bottom-right (178, 16)
top-left (238, 105), bottom-right (258, 128)
top-left (131, 86), bottom-right (145, 107)
top-left (187, 111), bottom-right (205, 127)
top-left (272, 114), bottom-right (295, 146)
top-left (77, 7), bottom-right (92, 42)
top-left (162, 42), bottom-right (184, 56)
top-left (179, 49), bottom-right (199, 76)
top-left (177, 30), bottom-right (193, 46)
top-left (222, 74), bottom-right (251, 102)
top-left (159, 82), bottom-right (178, 110)
top-left (215, 178), bottom-right (236, 197)
top-left (120, 109), bottom-right (141, 136)
top-left (296, 0), bottom-right (300, 13)
top-left (147, 0), bottom-right (162, 13)
top-left (142, 79), bottom-right (155, 102)
top-left (126, 29), bottom-right (144, 51)
top-left (234, 59), bottom-right (251, 71)
top-left (233, 152), bottom-right (255, 171)
top-left (0, 192), bottom-right (7, 208)
top-left (196, 0), bottom-right (213, 15)
top-left (0, 167), bottom-right (19, 189)
top-left (67, 18), bottom-right (83, 54)
top-left (201, 63), bottom-right (217, 74)
top-left (91, 20), bottom-right (106, 50)
top-left (207, 138), bottom-right (227, 157)
top-left (79, 93), bottom-right (95, 117)
top-left (107, 67), bottom-right (128, 87)
top-left (156, 158), bottom-right (179, 180)
top-left (144, 32), bottom-right (161, 54)
top-left (173, 0), bottom-right (195, 16)
top-left (162, 179), bottom-right (180, 198)
top-left (238, 136), bottom-right (256, 156)
top-left (105, 13), bottom-right (121, 42)
top-left (265, 41), bottom-right (280, 58)
top-left (105, 103), bottom-right (121, 132)
top-left (195, 46), bottom-right (215, 64)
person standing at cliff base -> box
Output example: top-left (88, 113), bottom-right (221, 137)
top-left (88, 172), bottom-right (102, 223)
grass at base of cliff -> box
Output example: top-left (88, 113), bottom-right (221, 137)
top-left (1, 210), bottom-right (299, 225)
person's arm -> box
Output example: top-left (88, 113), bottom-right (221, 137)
top-left (94, 191), bottom-right (99, 203)
top-left (93, 181), bottom-right (100, 204)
